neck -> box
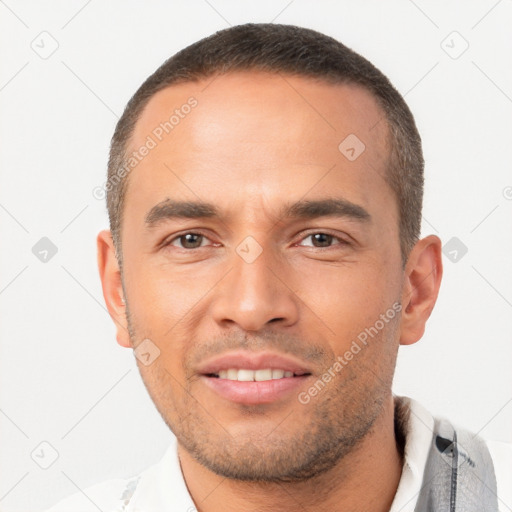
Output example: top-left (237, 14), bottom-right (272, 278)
top-left (178, 395), bottom-right (405, 512)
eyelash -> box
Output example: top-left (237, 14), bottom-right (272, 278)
top-left (163, 230), bottom-right (350, 251)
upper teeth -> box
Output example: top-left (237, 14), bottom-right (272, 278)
top-left (216, 369), bottom-right (295, 381)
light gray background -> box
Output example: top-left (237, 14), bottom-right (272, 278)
top-left (0, 1), bottom-right (511, 511)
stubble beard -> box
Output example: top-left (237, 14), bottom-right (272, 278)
top-left (125, 300), bottom-right (397, 483)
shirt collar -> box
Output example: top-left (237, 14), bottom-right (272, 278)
top-left (389, 395), bottom-right (435, 512)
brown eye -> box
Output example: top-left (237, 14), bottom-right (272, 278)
top-left (299, 233), bottom-right (343, 248)
top-left (311, 233), bottom-right (333, 247)
top-left (170, 233), bottom-right (206, 249)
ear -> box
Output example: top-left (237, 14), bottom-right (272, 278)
top-left (97, 230), bottom-right (131, 348)
top-left (400, 235), bottom-right (443, 345)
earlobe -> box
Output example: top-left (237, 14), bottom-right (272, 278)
top-left (399, 235), bottom-right (443, 346)
top-left (97, 230), bottom-right (131, 348)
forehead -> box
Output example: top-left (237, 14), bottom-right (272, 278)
top-left (124, 71), bottom-right (393, 226)
top-left (130, 71), bottom-right (389, 156)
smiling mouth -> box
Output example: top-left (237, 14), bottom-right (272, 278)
top-left (204, 368), bottom-right (312, 381)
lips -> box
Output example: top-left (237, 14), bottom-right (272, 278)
top-left (197, 351), bottom-right (312, 404)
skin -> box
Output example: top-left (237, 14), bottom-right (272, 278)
top-left (98, 71), bottom-right (442, 512)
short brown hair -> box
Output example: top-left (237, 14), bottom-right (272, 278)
top-left (106, 23), bottom-right (424, 265)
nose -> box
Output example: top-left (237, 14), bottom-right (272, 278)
top-left (210, 241), bottom-right (300, 332)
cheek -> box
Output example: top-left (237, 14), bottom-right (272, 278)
top-left (300, 262), bottom-right (401, 349)
top-left (124, 261), bottom-right (232, 369)
top-left (124, 262), bottom-right (201, 326)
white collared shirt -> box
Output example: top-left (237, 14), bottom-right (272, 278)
top-left (44, 396), bottom-right (512, 512)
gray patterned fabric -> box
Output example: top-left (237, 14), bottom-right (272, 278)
top-left (415, 416), bottom-right (499, 512)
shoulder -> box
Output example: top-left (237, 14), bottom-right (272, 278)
top-left (394, 396), bottom-right (512, 512)
top-left (42, 475), bottom-right (140, 512)
top-left (42, 439), bottom-right (187, 512)
top-left (484, 437), bottom-right (512, 510)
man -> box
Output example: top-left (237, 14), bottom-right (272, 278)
top-left (46, 23), bottom-right (510, 512)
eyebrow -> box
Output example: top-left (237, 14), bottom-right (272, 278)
top-left (144, 197), bottom-right (371, 227)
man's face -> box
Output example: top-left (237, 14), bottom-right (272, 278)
top-left (118, 72), bottom-right (404, 481)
